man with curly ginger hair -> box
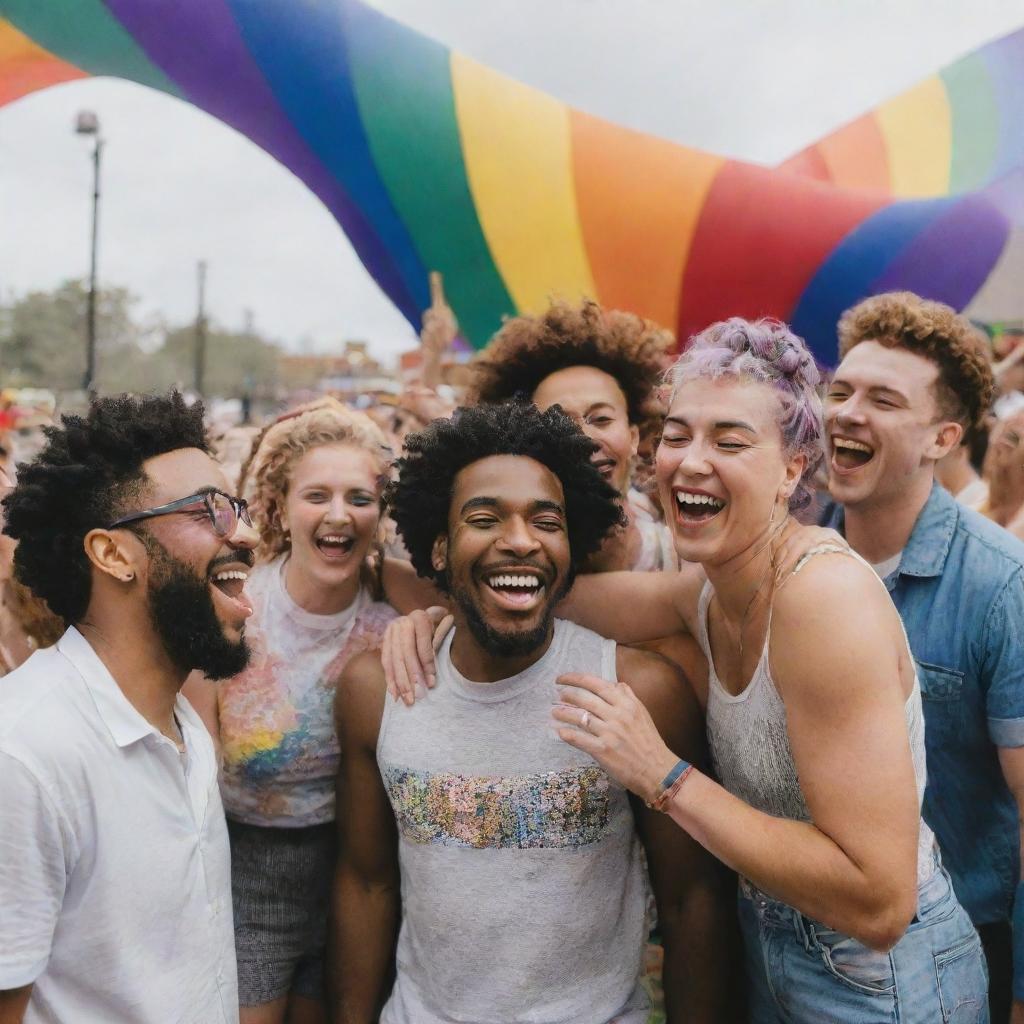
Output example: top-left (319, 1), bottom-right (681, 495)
top-left (822, 291), bottom-right (1024, 1021)
top-left (330, 402), bottom-right (736, 1024)
top-left (0, 392), bottom-right (258, 1024)
top-left (471, 300), bottom-right (677, 573)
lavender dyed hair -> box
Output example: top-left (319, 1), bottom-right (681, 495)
top-left (666, 318), bottom-right (824, 511)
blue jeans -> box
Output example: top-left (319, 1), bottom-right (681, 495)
top-left (739, 860), bottom-right (989, 1023)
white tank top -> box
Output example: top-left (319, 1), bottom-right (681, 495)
top-left (699, 547), bottom-right (937, 886)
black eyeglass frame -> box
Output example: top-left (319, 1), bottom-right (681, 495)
top-left (106, 487), bottom-right (252, 537)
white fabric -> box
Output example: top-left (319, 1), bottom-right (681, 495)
top-left (0, 627), bottom-right (238, 1023)
top-left (955, 478), bottom-right (989, 510)
top-left (869, 549), bottom-right (903, 580)
top-left (699, 548), bottom-right (936, 888)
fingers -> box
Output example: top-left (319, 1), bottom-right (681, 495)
top-left (551, 702), bottom-right (603, 732)
top-left (391, 619), bottom-right (419, 706)
top-left (412, 610), bottom-right (438, 688)
top-left (429, 270), bottom-right (445, 307)
top-left (431, 613), bottom-right (454, 657)
top-left (555, 725), bottom-right (604, 758)
top-left (553, 684), bottom-right (613, 722)
top-left (557, 672), bottom-right (621, 704)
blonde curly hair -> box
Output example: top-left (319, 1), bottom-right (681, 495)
top-left (244, 398), bottom-right (392, 560)
top-left (837, 292), bottom-right (994, 433)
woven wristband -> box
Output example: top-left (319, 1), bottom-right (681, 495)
top-left (646, 758), bottom-right (693, 812)
top-left (1013, 879), bottom-right (1024, 1001)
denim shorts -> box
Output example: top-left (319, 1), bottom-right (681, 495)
top-left (228, 818), bottom-right (336, 1006)
top-left (739, 858), bottom-right (988, 1023)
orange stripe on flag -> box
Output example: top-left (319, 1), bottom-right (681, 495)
top-left (0, 19), bottom-right (86, 107)
top-left (571, 110), bottom-right (723, 332)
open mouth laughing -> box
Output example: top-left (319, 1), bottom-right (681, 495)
top-left (314, 532), bottom-right (356, 561)
top-left (673, 487), bottom-right (727, 526)
top-left (831, 435), bottom-right (875, 473)
top-left (480, 567), bottom-right (548, 612)
top-left (209, 561), bottom-right (253, 620)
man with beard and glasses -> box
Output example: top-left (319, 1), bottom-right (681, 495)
top-left (0, 392), bottom-right (257, 1024)
top-left (329, 402), bottom-right (736, 1024)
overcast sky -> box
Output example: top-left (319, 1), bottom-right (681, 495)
top-left (2, 0), bottom-right (1022, 365)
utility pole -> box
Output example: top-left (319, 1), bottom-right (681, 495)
top-left (194, 260), bottom-right (207, 396)
top-left (75, 111), bottom-right (102, 393)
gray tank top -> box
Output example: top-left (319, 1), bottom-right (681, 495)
top-left (699, 548), bottom-right (936, 886)
top-left (377, 618), bottom-right (648, 1024)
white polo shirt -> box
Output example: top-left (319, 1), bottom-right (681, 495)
top-left (0, 627), bottom-right (238, 1023)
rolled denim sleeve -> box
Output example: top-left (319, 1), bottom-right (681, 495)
top-left (984, 569), bottom-right (1024, 749)
top-left (0, 752), bottom-right (70, 988)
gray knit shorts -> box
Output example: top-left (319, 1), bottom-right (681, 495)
top-left (227, 818), bottom-right (336, 1006)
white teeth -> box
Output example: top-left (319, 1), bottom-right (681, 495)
top-left (213, 570), bottom-right (248, 581)
top-left (488, 574), bottom-right (541, 589)
top-left (675, 492), bottom-right (725, 510)
top-left (833, 438), bottom-right (873, 455)
top-left (318, 535), bottom-right (351, 544)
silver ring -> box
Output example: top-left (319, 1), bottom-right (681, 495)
top-left (580, 710), bottom-right (590, 730)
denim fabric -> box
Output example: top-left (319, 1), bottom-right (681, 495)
top-left (740, 862), bottom-right (988, 1023)
top-left (824, 484), bottom-right (1024, 925)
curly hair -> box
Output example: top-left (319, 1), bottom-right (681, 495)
top-left (668, 318), bottom-right (824, 512)
top-left (837, 292), bottom-right (994, 433)
top-left (469, 300), bottom-right (672, 444)
top-left (2, 392), bottom-right (208, 623)
top-left (386, 401), bottom-right (624, 592)
top-left (244, 397), bottom-right (392, 560)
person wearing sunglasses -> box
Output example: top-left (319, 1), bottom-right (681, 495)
top-left (0, 392), bottom-right (257, 1024)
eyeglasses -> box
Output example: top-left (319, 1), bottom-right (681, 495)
top-left (107, 488), bottom-right (253, 538)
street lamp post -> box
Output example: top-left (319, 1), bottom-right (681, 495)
top-left (75, 111), bottom-right (102, 393)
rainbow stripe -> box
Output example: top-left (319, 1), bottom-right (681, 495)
top-left (2, 0), bottom-right (1022, 363)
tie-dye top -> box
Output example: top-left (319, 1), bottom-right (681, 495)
top-left (627, 489), bottom-right (678, 572)
top-left (377, 619), bottom-right (648, 1024)
top-left (218, 555), bottom-right (397, 827)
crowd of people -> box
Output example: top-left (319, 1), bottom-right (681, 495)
top-left (0, 289), bottom-right (1022, 1024)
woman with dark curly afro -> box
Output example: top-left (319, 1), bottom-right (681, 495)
top-left (471, 300), bottom-right (677, 573)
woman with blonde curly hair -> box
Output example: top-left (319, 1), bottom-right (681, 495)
top-left (187, 398), bottom-right (397, 1024)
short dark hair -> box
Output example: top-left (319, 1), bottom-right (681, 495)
top-left (469, 300), bottom-right (669, 444)
top-left (3, 392), bottom-right (209, 623)
top-left (386, 402), bottom-right (623, 592)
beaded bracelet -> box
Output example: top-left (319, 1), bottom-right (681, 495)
top-left (646, 758), bottom-right (694, 812)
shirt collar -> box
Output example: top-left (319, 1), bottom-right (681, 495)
top-left (898, 482), bottom-right (959, 578)
top-left (829, 482), bottom-right (957, 580)
top-left (56, 626), bottom-right (159, 748)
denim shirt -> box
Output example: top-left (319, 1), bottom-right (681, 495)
top-left (825, 482), bottom-right (1024, 925)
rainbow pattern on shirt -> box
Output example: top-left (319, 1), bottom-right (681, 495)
top-left (383, 764), bottom-right (613, 850)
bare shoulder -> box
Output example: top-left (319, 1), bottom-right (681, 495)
top-left (671, 561), bottom-right (708, 633)
top-left (336, 650), bottom-right (388, 749)
top-left (771, 551), bottom-right (904, 701)
top-left (773, 550), bottom-right (893, 630)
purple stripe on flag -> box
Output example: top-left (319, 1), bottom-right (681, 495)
top-left (871, 195), bottom-right (1009, 309)
top-left (98, 0), bottom-right (419, 322)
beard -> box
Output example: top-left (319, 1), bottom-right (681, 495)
top-left (449, 568), bottom-right (573, 660)
top-left (144, 537), bottom-right (251, 680)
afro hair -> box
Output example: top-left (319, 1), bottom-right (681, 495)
top-left (386, 401), bottom-right (624, 592)
top-left (469, 300), bottom-right (671, 445)
top-left (3, 391), bottom-right (209, 623)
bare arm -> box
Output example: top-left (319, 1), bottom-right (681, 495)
top-left (557, 557), bottom-right (920, 950)
top-left (557, 569), bottom-right (698, 643)
top-left (619, 647), bottom-right (740, 1024)
top-left (380, 556), bottom-right (448, 615)
top-left (328, 652), bottom-right (401, 1024)
top-left (0, 986), bottom-right (31, 1023)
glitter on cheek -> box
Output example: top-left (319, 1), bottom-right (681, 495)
top-left (383, 765), bottom-right (612, 849)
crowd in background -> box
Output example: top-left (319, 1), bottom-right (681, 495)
top-left (1, 290), bottom-right (1024, 1024)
